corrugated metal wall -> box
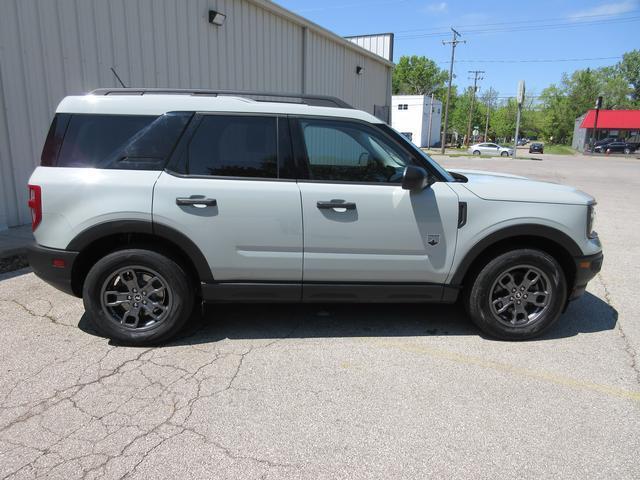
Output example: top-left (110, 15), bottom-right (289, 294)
top-left (345, 33), bottom-right (394, 62)
top-left (0, 0), bottom-right (392, 228)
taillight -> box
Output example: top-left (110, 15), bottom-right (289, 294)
top-left (28, 185), bottom-right (42, 231)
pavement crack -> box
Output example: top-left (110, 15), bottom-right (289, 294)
top-left (597, 273), bottom-right (640, 386)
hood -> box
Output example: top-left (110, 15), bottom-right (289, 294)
top-left (450, 169), bottom-right (594, 205)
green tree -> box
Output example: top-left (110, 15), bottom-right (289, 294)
top-left (539, 84), bottom-right (572, 143)
top-left (392, 55), bottom-right (449, 99)
top-left (619, 49), bottom-right (640, 104)
top-left (449, 86), bottom-right (485, 140)
top-left (595, 66), bottom-right (634, 109)
top-left (490, 99), bottom-right (518, 141)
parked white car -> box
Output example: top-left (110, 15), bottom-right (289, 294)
top-left (469, 142), bottom-right (513, 157)
top-left (27, 89), bottom-right (602, 345)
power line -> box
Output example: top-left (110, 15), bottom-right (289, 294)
top-left (437, 56), bottom-right (623, 64)
top-left (393, 9), bottom-right (640, 34)
top-left (395, 15), bottom-right (640, 39)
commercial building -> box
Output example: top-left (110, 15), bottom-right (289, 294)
top-left (391, 95), bottom-right (442, 148)
top-left (572, 109), bottom-right (640, 151)
top-left (0, 0), bottom-right (393, 230)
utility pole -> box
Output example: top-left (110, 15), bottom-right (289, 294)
top-left (440, 28), bottom-right (465, 154)
top-left (465, 70), bottom-right (484, 146)
top-left (427, 92), bottom-right (434, 148)
top-left (484, 100), bottom-right (491, 141)
top-left (513, 80), bottom-right (525, 159)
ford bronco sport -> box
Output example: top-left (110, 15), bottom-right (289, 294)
top-left (27, 89), bottom-right (603, 345)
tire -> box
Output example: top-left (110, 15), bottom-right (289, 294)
top-left (463, 249), bottom-right (567, 340)
top-left (501, 151), bottom-right (509, 157)
top-left (82, 249), bottom-right (195, 345)
top-left (473, 150), bottom-right (481, 156)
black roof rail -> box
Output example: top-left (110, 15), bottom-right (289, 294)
top-left (88, 88), bottom-right (353, 109)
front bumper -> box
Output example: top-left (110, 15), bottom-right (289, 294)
top-left (26, 242), bottom-right (79, 296)
top-left (568, 251), bottom-right (604, 301)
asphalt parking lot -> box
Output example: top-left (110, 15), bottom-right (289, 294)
top-left (1, 153), bottom-right (638, 479)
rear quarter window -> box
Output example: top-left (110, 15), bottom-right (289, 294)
top-left (45, 113), bottom-right (191, 169)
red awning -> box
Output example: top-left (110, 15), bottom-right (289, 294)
top-left (580, 110), bottom-right (640, 129)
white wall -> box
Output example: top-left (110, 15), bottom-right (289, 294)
top-left (0, 0), bottom-right (392, 229)
top-left (391, 95), bottom-right (442, 148)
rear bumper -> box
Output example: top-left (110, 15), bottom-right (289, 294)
top-left (26, 243), bottom-right (79, 297)
top-left (568, 251), bottom-right (603, 301)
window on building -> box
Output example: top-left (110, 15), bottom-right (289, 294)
top-left (188, 115), bottom-right (278, 178)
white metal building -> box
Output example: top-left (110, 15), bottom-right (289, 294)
top-left (391, 95), bottom-right (442, 148)
top-left (0, 0), bottom-right (393, 230)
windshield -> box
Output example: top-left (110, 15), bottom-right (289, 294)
top-left (376, 124), bottom-right (455, 182)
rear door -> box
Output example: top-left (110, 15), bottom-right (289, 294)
top-left (292, 117), bottom-right (459, 295)
top-left (153, 114), bottom-right (303, 294)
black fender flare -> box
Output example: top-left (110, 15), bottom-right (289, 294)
top-left (66, 220), bottom-right (213, 281)
top-left (450, 223), bottom-right (582, 285)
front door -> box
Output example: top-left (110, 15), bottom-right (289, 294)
top-left (293, 117), bottom-right (459, 297)
top-left (153, 114), bottom-right (303, 289)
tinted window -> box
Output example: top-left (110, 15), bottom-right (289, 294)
top-left (300, 119), bottom-right (414, 183)
top-left (188, 115), bottom-right (277, 178)
top-left (109, 113), bottom-right (191, 169)
top-left (57, 115), bottom-right (156, 167)
top-left (41, 113), bottom-right (71, 166)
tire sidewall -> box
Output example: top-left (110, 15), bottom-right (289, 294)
top-left (467, 249), bottom-right (567, 340)
top-left (83, 249), bottom-right (194, 345)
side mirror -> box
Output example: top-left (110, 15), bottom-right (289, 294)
top-left (401, 165), bottom-right (432, 191)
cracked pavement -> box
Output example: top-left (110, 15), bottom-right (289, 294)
top-left (1, 153), bottom-right (639, 479)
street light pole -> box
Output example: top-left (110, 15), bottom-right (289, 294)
top-left (440, 28), bottom-right (465, 154)
top-left (589, 96), bottom-right (603, 153)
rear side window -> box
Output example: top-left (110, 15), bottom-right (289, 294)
top-left (187, 115), bottom-right (277, 178)
top-left (47, 113), bottom-right (190, 169)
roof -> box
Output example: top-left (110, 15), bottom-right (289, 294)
top-left (580, 110), bottom-right (640, 129)
top-left (56, 94), bottom-right (384, 124)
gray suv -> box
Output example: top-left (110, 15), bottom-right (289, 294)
top-left (27, 89), bottom-right (603, 345)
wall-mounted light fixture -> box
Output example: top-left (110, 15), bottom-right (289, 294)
top-left (356, 66), bottom-right (364, 75)
top-left (208, 10), bottom-right (226, 26)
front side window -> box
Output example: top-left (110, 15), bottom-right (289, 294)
top-left (187, 115), bottom-right (277, 178)
top-left (299, 118), bottom-right (414, 183)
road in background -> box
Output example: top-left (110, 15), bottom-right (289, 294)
top-left (0, 153), bottom-right (638, 479)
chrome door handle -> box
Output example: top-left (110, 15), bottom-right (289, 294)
top-left (176, 197), bottom-right (217, 207)
top-left (317, 200), bottom-right (356, 210)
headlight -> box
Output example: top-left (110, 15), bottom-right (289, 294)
top-left (587, 203), bottom-right (597, 239)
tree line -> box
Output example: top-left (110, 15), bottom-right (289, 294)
top-left (392, 51), bottom-right (640, 145)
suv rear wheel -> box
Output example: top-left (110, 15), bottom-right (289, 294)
top-left (464, 249), bottom-right (566, 340)
top-left (83, 249), bottom-right (195, 345)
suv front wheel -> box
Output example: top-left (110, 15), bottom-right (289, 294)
top-left (83, 249), bottom-right (195, 345)
top-left (464, 249), bottom-right (567, 340)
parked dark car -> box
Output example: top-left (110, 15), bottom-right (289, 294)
top-left (517, 138), bottom-right (529, 146)
top-left (529, 142), bottom-right (544, 154)
top-left (593, 137), bottom-right (616, 148)
top-left (594, 141), bottom-right (636, 154)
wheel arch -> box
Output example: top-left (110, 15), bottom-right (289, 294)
top-left (67, 220), bottom-right (212, 297)
top-left (451, 224), bottom-right (581, 290)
